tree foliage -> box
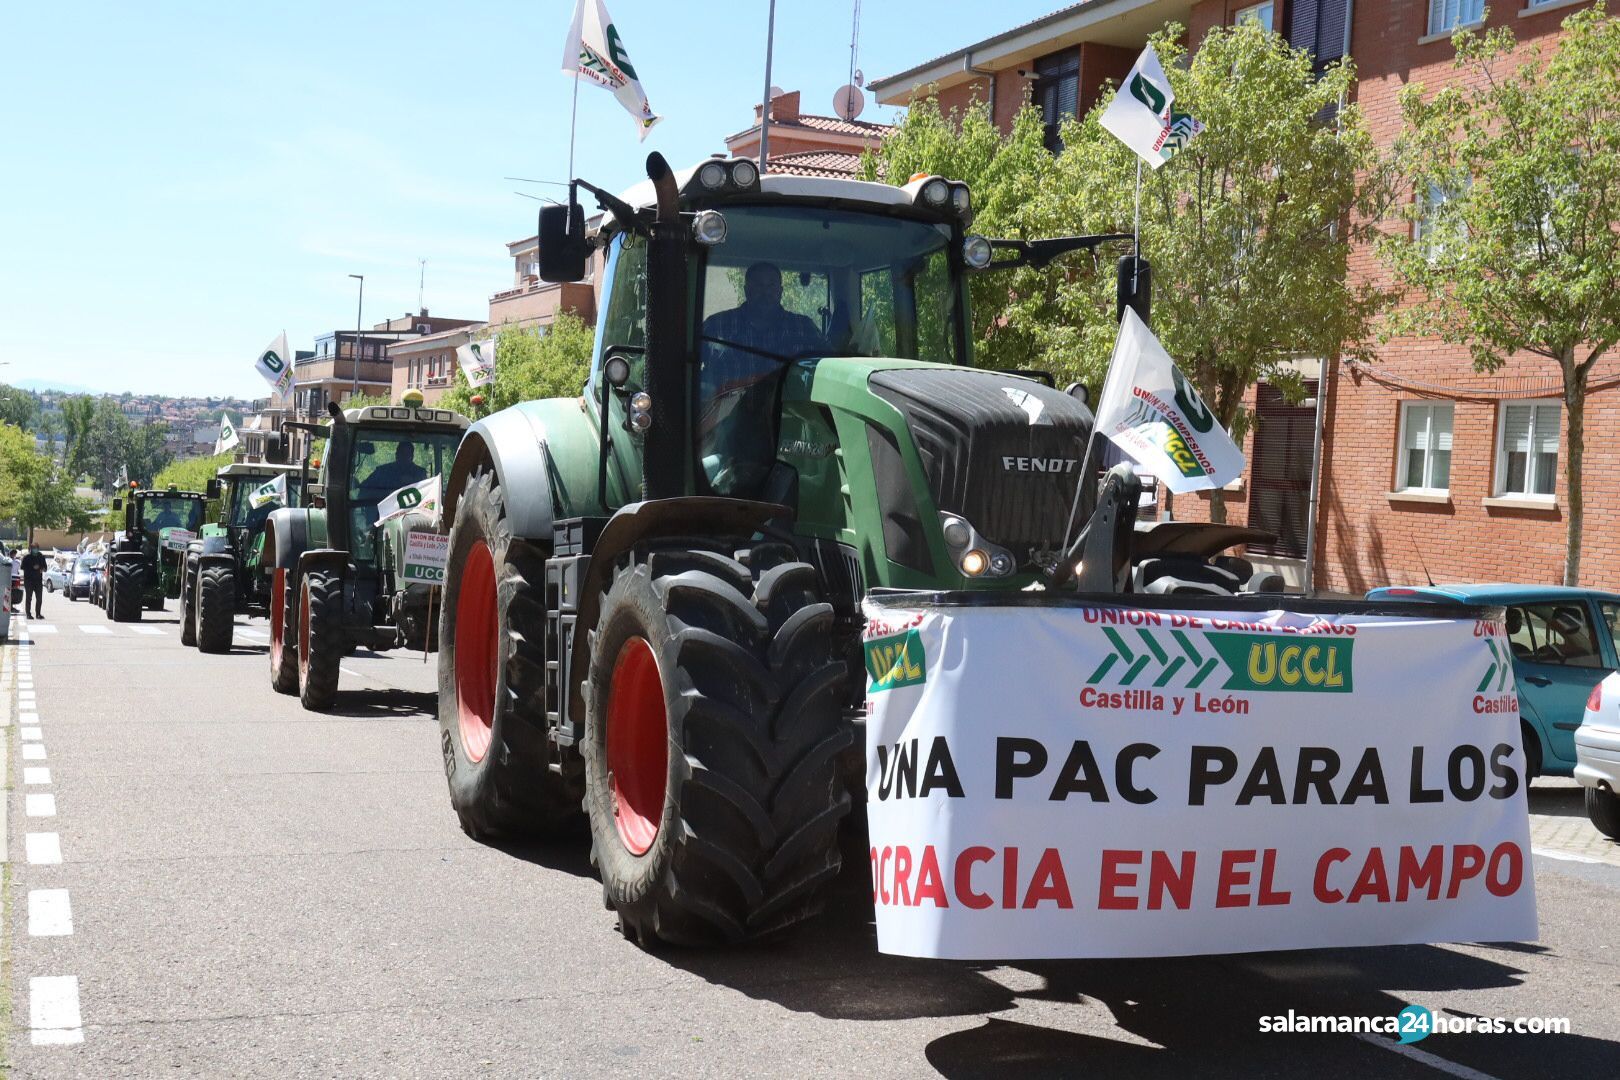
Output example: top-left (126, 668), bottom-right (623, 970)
top-left (0, 422), bottom-right (95, 537)
top-left (71, 396), bottom-right (173, 491)
top-left (0, 384), bottom-right (39, 430)
top-left (440, 315), bottom-right (596, 417)
top-left (153, 451), bottom-right (231, 495)
top-left (1380, 4), bottom-right (1620, 584)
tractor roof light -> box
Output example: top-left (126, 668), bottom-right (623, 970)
top-left (951, 183), bottom-right (971, 216)
top-left (698, 161), bottom-right (727, 189)
top-left (960, 549), bottom-right (989, 577)
top-left (921, 178), bottom-right (950, 208)
top-left (963, 235), bottom-right (992, 270)
top-left (730, 159), bottom-right (759, 189)
top-left (692, 209), bottom-right (728, 246)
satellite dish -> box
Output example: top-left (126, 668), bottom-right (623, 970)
top-left (833, 84), bottom-right (866, 121)
top-left (768, 85), bottom-right (785, 100)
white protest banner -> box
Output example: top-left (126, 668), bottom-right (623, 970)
top-left (254, 332), bottom-right (295, 397)
top-left (562, 0), bottom-right (661, 140)
top-left (1100, 45), bottom-right (1178, 169)
top-left (861, 598), bottom-right (1537, 960)
top-left (160, 529), bottom-right (197, 552)
top-left (455, 339), bottom-right (496, 388)
top-left (214, 412), bottom-right (240, 455)
top-left (376, 475), bottom-right (442, 526)
top-left (248, 473), bottom-right (287, 510)
top-left (401, 532), bottom-right (448, 584)
top-left (1093, 308), bottom-right (1246, 494)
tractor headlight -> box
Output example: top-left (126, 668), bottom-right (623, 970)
top-left (630, 391), bottom-right (652, 412)
top-left (628, 391), bottom-right (653, 433)
top-left (692, 209), bottom-right (728, 246)
top-left (698, 161), bottom-right (727, 189)
top-left (628, 409), bottom-right (653, 433)
top-left (960, 549), bottom-right (989, 577)
top-left (941, 516), bottom-right (971, 548)
top-left (731, 159), bottom-right (759, 188)
top-left (921, 178), bottom-right (950, 208)
top-left (962, 235), bottom-right (992, 270)
top-left (951, 183), bottom-right (971, 215)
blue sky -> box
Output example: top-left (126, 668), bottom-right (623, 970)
top-left (0, 0), bottom-right (1064, 399)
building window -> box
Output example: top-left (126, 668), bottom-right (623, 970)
top-left (1496, 401), bottom-right (1559, 498)
top-left (1236, 2), bottom-right (1274, 31)
top-left (1415, 178), bottom-right (1469, 258)
top-left (1398, 402), bottom-right (1453, 492)
top-left (1428, 0), bottom-right (1485, 35)
top-left (1033, 48), bottom-right (1080, 154)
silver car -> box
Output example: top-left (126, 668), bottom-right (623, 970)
top-left (1576, 672), bottom-right (1620, 840)
top-left (68, 555), bottom-right (101, 601)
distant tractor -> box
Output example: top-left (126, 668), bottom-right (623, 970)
top-left (265, 402), bottom-right (468, 710)
top-left (106, 487), bottom-right (208, 622)
top-left (179, 460), bottom-right (303, 653)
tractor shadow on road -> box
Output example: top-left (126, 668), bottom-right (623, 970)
top-left (319, 688), bottom-right (439, 718)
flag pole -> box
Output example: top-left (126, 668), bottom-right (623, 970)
top-left (1132, 158), bottom-right (1142, 290)
top-left (758, 0), bottom-right (777, 172)
top-left (567, 72), bottom-right (580, 182)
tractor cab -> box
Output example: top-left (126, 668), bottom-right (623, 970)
top-left (128, 489), bottom-right (207, 553)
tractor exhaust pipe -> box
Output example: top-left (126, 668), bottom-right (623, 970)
top-left (641, 152), bottom-right (690, 501)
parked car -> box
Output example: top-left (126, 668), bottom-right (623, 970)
top-left (88, 559), bottom-right (109, 608)
top-left (1576, 672), bottom-right (1620, 839)
top-left (68, 555), bottom-right (100, 601)
top-left (44, 556), bottom-right (73, 593)
top-left (1367, 584), bottom-right (1620, 779)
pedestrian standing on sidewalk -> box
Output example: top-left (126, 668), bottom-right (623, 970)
top-left (20, 542), bottom-right (47, 619)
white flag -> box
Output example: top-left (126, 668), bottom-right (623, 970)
top-left (455, 339), bottom-right (496, 388)
top-left (214, 411), bottom-right (240, 455)
top-left (254, 332), bottom-right (296, 397)
top-left (1100, 46), bottom-right (1199, 169)
top-left (562, 0), bottom-right (661, 140)
top-left (247, 473), bottom-right (287, 510)
top-left (1093, 308), bottom-right (1245, 494)
top-left (376, 475), bottom-right (442, 526)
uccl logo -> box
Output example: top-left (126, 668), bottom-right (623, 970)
top-left (865, 629), bottom-right (926, 693)
top-left (1208, 634), bottom-right (1355, 693)
top-left (1159, 427), bottom-right (1209, 478)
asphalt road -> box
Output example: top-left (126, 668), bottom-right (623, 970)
top-left (5, 595), bottom-right (1620, 1078)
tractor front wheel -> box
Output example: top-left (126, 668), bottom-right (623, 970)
top-left (298, 571), bottom-right (344, 711)
top-left (269, 569), bottom-right (299, 694)
top-left (197, 565), bottom-right (235, 654)
top-left (110, 561), bottom-right (142, 622)
top-left (179, 558), bottom-right (198, 646)
top-left (583, 543), bottom-right (852, 946)
top-left (437, 468), bottom-right (580, 838)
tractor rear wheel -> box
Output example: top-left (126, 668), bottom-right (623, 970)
top-left (269, 568), bottom-right (299, 694)
top-left (179, 559), bottom-right (198, 646)
top-left (197, 565), bottom-right (235, 654)
top-left (583, 543), bottom-right (852, 946)
top-left (438, 468), bottom-right (580, 838)
top-left (110, 561), bottom-right (142, 622)
top-left (298, 571), bottom-right (344, 711)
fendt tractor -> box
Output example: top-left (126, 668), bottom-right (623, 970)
top-left (105, 486), bottom-right (209, 622)
top-left (265, 403), bottom-right (469, 710)
top-left (179, 459), bottom-right (303, 653)
top-left (431, 153), bottom-right (1295, 949)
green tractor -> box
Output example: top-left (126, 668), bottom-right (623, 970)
top-left (105, 486), bottom-right (209, 622)
top-left (264, 403), bottom-right (469, 710)
top-left (179, 460), bottom-right (304, 653)
top-left (429, 153), bottom-right (1278, 947)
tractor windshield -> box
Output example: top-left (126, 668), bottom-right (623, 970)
top-left (691, 204), bottom-right (964, 496)
top-left (227, 474), bottom-right (301, 530)
top-left (346, 427), bottom-right (461, 562)
top-left (140, 496), bottom-right (204, 537)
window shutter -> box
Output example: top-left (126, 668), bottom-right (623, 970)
top-left (1433, 406), bottom-right (1453, 451)
top-left (1404, 406), bottom-right (1429, 450)
top-left (1503, 404), bottom-right (1532, 453)
top-left (1535, 404), bottom-right (1560, 454)
top-left (1287, 0), bottom-right (1319, 53)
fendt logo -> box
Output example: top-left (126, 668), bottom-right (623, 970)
top-left (865, 629), bottom-right (927, 693)
top-left (1002, 456), bottom-right (1080, 473)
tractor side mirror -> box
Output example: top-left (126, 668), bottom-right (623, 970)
top-left (538, 201), bottom-right (588, 283)
top-left (264, 432), bottom-right (289, 465)
top-left (112, 498), bottom-right (123, 511)
top-left (206, 478), bottom-right (221, 499)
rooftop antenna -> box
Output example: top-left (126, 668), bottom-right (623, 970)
top-left (417, 258), bottom-right (426, 314)
top-left (1410, 530), bottom-right (1436, 588)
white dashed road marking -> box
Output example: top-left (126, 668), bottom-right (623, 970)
top-left (22, 726), bottom-right (43, 741)
top-left (27, 624), bottom-right (55, 633)
top-left (25, 767), bottom-right (51, 784)
top-left (29, 976), bottom-right (83, 1045)
top-left (26, 833), bottom-right (62, 865)
top-left (22, 744), bottom-right (46, 761)
top-left (129, 626), bottom-right (164, 636)
top-left (25, 793), bottom-right (57, 817)
top-left (1533, 846), bottom-right (1603, 865)
top-left (238, 629), bottom-right (268, 640)
top-left (20, 712), bottom-right (40, 725)
top-left (28, 890), bottom-right (74, 937)
top-left (79, 625), bottom-right (110, 635)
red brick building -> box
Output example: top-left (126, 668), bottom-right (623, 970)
top-left (872, 0), bottom-right (1609, 592)
top-left (725, 89), bottom-right (893, 177)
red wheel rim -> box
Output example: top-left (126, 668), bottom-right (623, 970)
top-left (270, 569), bottom-right (287, 672)
top-left (298, 578), bottom-right (311, 682)
top-left (455, 540), bottom-right (499, 764)
top-left (605, 636), bottom-right (667, 856)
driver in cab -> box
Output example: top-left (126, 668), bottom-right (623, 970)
top-left (360, 442), bottom-right (428, 499)
top-left (700, 261), bottom-right (824, 404)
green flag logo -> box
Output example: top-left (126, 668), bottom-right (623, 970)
top-left (397, 486), bottom-right (423, 510)
top-left (865, 629), bottom-right (927, 692)
top-left (261, 350), bottom-right (284, 373)
top-left (1129, 72), bottom-right (1167, 117)
top-left (606, 23), bottom-right (638, 80)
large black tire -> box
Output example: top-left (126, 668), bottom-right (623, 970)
top-left (110, 560), bottom-right (143, 622)
top-left (583, 542), bottom-right (853, 947)
top-left (179, 558), bottom-right (198, 646)
top-left (1587, 786), bottom-right (1620, 841)
top-left (269, 568), bottom-right (300, 695)
top-left (298, 570), bottom-right (344, 711)
top-left (197, 564), bottom-right (235, 654)
top-left (438, 468), bottom-right (580, 838)
top-left (1522, 722), bottom-right (1543, 785)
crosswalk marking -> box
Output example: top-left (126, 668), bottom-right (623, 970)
top-left (79, 626), bottom-right (110, 635)
top-left (27, 625), bottom-right (55, 634)
top-left (29, 975), bottom-right (82, 1045)
top-left (28, 890), bottom-right (73, 937)
top-left (25, 767), bottom-right (51, 784)
top-left (25, 793), bottom-right (56, 817)
top-left (25, 833), bottom-right (62, 865)
top-left (129, 626), bottom-right (165, 636)
top-left (22, 744), bottom-right (46, 761)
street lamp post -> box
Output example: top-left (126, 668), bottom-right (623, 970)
top-left (348, 273), bottom-right (365, 400)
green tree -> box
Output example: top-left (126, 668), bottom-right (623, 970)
top-left (1047, 23), bottom-right (1389, 521)
top-left (153, 451), bottom-right (231, 495)
top-left (441, 316), bottom-right (596, 416)
top-left (1380, 4), bottom-right (1620, 585)
top-left (59, 395), bottom-right (97, 478)
top-left (0, 384), bottom-right (39, 429)
top-left (0, 422), bottom-right (95, 538)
